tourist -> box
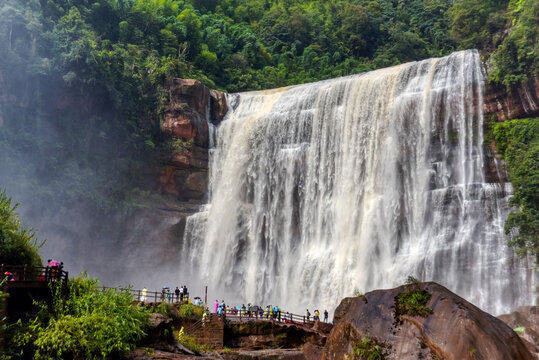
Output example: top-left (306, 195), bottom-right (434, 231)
top-left (141, 287), bottom-right (147, 302)
top-left (324, 310), bottom-right (328, 322)
top-left (217, 304), bottom-right (223, 317)
top-left (175, 287), bottom-right (180, 302)
top-left (306, 309), bottom-right (310, 321)
top-left (161, 288), bottom-right (166, 301)
top-left (167, 289), bottom-right (172, 303)
top-left (314, 309), bottom-right (320, 321)
top-left (214, 299), bottom-right (219, 313)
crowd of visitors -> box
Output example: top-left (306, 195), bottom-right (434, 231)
top-left (136, 285), bottom-right (331, 324)
top-left (211, 300), bottom-right (330, 323)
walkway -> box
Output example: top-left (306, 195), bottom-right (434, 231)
top-left (106, 286), bottom-right (332, 333)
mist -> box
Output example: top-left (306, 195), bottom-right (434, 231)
top-left (0, 0), bottom-right (203, 298)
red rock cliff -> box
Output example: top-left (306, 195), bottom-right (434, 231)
top-left (158, 79), bottom-right (228, 201)
top-left (483, 75), bottom-right (539, 121)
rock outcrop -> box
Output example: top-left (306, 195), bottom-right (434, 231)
top-left (322, 282), bottom-right (534, 360)
top-left (483, 75), bottom-right (539, 121)
top-left (158, 78), bottom-right (228, 201)
top-left (498, 306), bottom-right (539, 357)
top-left (224, 321), bottom-right (327, 349)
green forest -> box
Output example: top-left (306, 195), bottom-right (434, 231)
top-left (0, 0), bottom-right (537, 255)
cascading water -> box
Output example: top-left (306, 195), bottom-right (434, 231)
top-left (182, 50), bottom-right (536, 315)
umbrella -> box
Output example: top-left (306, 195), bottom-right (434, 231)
top-left (48, 260), bottom-right (61, 266)
top-left (162, 286), bottom-right (170, 289)
top-left (194, 296), bottom-right (201, 299)
top-left (513, 327), bottom-right (525, 333)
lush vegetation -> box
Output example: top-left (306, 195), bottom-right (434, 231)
top-left (178, 303), bottom-right (204, 318)
top-left (0, 189), bottom-right (42, 267)
top-left (10, 274), bottom-right (149, 359)
top-left (353, 335), bottom-right (383, 360)
top-left (491, 118), bottom-right (539, 262)
top-left (488, 0), bottom-right (539, 91)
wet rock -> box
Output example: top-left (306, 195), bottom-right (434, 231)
top-left (210, 89), bottom-right (228, 125)
top-left (222, 349), bottom-right (305, 360)
top-left (158, 79), bottom-right (227, 203)
top-left (140, 313), bottom-right (196, 357)
top-left (183, 172), bottom-right (209, 199)
top-left (322, 282), bottom-right (534, 360)
top-left (125, 349), bottom-right (206, 359)
top-left (225, 321), bottom-right (326, 350)
top-left (169, 78), bottom-right (211, 117)
top-left (162, 108), bottom-right (208, 147)
top-left (498, 306), bottom-right (539, 357)
top-left (483, 75), bottom-right (539, 121)
top-left (303, 343), bottom-right (324, 360)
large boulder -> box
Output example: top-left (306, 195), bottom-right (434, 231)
top-left (498, 306), bottom-right (539, 357)
top-left (322, 282), bottom-right (533, 360)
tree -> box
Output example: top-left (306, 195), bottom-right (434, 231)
top-left (0, 189), bottom-right (42, 267)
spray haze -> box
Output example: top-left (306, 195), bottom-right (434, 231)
top-left (0, 0), bottom-right (188, 292)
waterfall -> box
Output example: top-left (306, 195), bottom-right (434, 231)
top-left (183, 50), bottom-right (536, 315)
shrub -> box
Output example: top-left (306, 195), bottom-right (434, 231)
top-left (178, 303), bottom-right (204, 319)
top-left (353, 335), bottom-right (383, 360)
top-left (12, 274), bottom-right (149, 359)
top-left (394, 290), bottom-right (433, 318)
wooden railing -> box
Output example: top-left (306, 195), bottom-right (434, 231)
top-left (1, 264), bottom-right (68, 283)
top-left (222, 309), bottom-right (321, 326)
top-left (102, 286), bottom-right (329, 330)
top-left (102, 286), bottom-right (190, 303)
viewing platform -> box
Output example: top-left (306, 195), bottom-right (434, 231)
top-left (1, 264), bottom-right (68, 324)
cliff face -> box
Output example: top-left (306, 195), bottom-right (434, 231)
top-left (158, 78), bottom-right (228, 201)
top-left (483, 75), bottom-right (539, 121)
top-left (481, 75), bottom-right (539, 185)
